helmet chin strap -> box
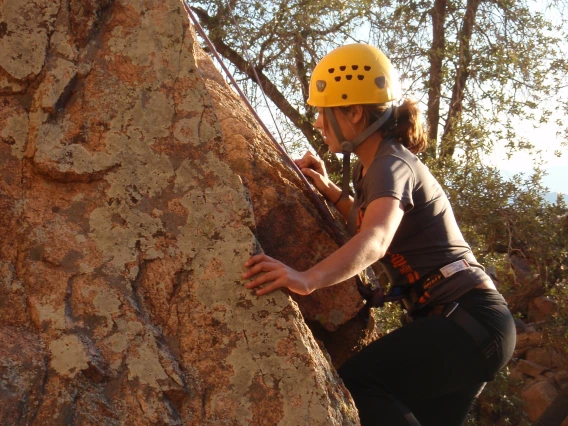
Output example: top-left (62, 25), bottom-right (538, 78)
top-left (324, 105), bottom-right (393, 200)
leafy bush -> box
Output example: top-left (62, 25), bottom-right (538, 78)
top-left (466, 367), bottom-right (530, 426)
top-left (426, 155), bottom-right (568, 316)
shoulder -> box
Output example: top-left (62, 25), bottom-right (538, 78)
top-left (367, 142), bottom-right (416, 182)
top-left (376, 139), bottom-right (417, 164)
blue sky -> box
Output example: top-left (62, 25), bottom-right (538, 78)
top-left (500, 163), bottom-right (567, 195)
top-left (541, 165), bottom-right (567, 194)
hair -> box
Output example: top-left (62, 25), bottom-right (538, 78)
top-left (327, 100), bottom-right (428, 154)
top-left (360, 100), bottom-right (428, 154)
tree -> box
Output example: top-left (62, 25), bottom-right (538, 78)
top-left (189, 0), bottom-right (567, 166)
top-left (188, 0), bottom-right (372, 177)
top-left (365, 0), bottom-right (568, 164)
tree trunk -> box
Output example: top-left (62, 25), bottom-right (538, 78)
top-left (426, 0), bottom-right (447, 158)
top-left (440, 0), bottom-right (481, 160)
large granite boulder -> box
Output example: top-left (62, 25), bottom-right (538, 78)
top-left (193, 45), bottom-right (379, 368)
top-left (0, 0), bottom-right (368, 424)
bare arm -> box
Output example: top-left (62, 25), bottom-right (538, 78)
top-left (242, 196), bottom-right (404, 295)
top-left (305, 196), bottom-right (403, 291)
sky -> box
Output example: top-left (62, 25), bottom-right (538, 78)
top-left (488, 124), bottom-right (567, 195)
top-left (498, 156), bottom-right (567, 195)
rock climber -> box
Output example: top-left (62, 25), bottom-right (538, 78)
top-left (242, 43), bottom-right (516, 426)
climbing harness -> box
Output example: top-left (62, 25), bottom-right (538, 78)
top-left (357, 257), bottom-right (498, 361)
top-left (404, 258), bottom-right (473, 310)
top-left (183, 2), bottom-right (348, 247)
top-left (357, 258), bottom-right (473, 312)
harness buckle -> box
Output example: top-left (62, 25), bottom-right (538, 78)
top-left (440, 259), bottom-right (470, 278)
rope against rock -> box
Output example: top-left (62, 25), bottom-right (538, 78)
top-left (183, 1), bottom-right (347, 247)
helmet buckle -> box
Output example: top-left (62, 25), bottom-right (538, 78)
top-left (341, 141), bottom-right (354, 153)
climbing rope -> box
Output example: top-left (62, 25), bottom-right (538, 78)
top-left (225, 1), bottom-right (288, 155)
top-left (183, 1), bottom-right (348, 247)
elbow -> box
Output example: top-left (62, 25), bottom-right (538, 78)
top-left (361, 230), bottom-right (389, 264)
top-left (371, 244), bottom-right (386, 264)
top-left (362, 236), bottom-right (387, 265)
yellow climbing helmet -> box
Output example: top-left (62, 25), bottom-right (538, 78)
top-left (307, 44), bottom-right (400, 107)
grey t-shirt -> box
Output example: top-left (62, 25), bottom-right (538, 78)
top-left (347, 138), bottom-right (490, 305)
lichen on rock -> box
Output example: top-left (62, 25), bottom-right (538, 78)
top-left (0, 0), bottom-right (362, 424)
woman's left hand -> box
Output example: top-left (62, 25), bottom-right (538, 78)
top-left (242, 254), bottom-right (313, 296)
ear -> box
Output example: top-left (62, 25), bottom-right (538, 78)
top-left (349, 105), bottom-right (365, 125)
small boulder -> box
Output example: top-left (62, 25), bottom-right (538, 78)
top-left (528, 296), bottom-right (558, 323)
top-left (517, 359), bottom-right (549, 378)
top-left (555, 370), bottom-right (568, 390)
top-left (522, 380), bottom-right (558, 423)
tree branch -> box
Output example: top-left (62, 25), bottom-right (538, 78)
top-left (191, 6), bottom-right (342, 176)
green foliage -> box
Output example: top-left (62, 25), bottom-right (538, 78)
top-left (373, 301), bottom-right (404, 335)
top-left (365, 0), bottom-right (568, 160)
top-left (426, 152), bottom-right (568, 311)
top-left (544, 281), bottom-right (568, 353)
top-left (466, 367), bottom-right (530, 425)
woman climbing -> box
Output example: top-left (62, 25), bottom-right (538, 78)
top-left (241, 43), bottom-right (516, 426)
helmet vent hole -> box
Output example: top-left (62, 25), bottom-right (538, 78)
top-left (357, 75), bottom-right (364, 80)
top-left (352, 65), bottom-right (359, 70)
top-left (342, 94), bottom-right (347, 99)
top-left (316, 80), bottom-right (326, 92)
top-left (335, 76), bottom-right (341, 82)
top-left (375, 76), bottom-right (386, 88)
top-left (328, 68), bottom-right (335, 74)
top-left (346, 75), bottom-right (353, 80)
top-left (364, 66), bottom-right (371, 71)
top-left (340, 66), bottom-right (346, 71)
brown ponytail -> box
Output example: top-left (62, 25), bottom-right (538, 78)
top-left (362, 99), bottom-right (428, 154)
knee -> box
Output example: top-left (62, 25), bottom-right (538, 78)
top-left (337, 358), bottom-right (365, 389)
top-left (338, 360), bottom-right (390, 399)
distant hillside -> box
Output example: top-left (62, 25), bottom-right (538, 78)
top-left (545, 192), bottom-right (566, 204)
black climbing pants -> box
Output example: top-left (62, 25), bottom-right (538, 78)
top-left (338, 289), bottom-right (516, 426)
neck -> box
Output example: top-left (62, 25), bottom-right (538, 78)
top-left (355, 132), bottom-right (383, 172)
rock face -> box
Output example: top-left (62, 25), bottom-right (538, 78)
top-left (193, 46), bottom-right (378, 368)
top-left (193, 47), bottom-right (364, 333)
top-left (0, 0), bottom-right (362, 424)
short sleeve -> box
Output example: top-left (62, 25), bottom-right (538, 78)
top-left (360, 155), bottom-right (415, 210)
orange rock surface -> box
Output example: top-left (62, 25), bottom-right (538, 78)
top-left (0, 0), bottom-right (363, 424)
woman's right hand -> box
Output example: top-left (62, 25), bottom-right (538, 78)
top-left (294, 152), bottom-right (332, 195)
top-left (295, 151), bottom-right (350, 220)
